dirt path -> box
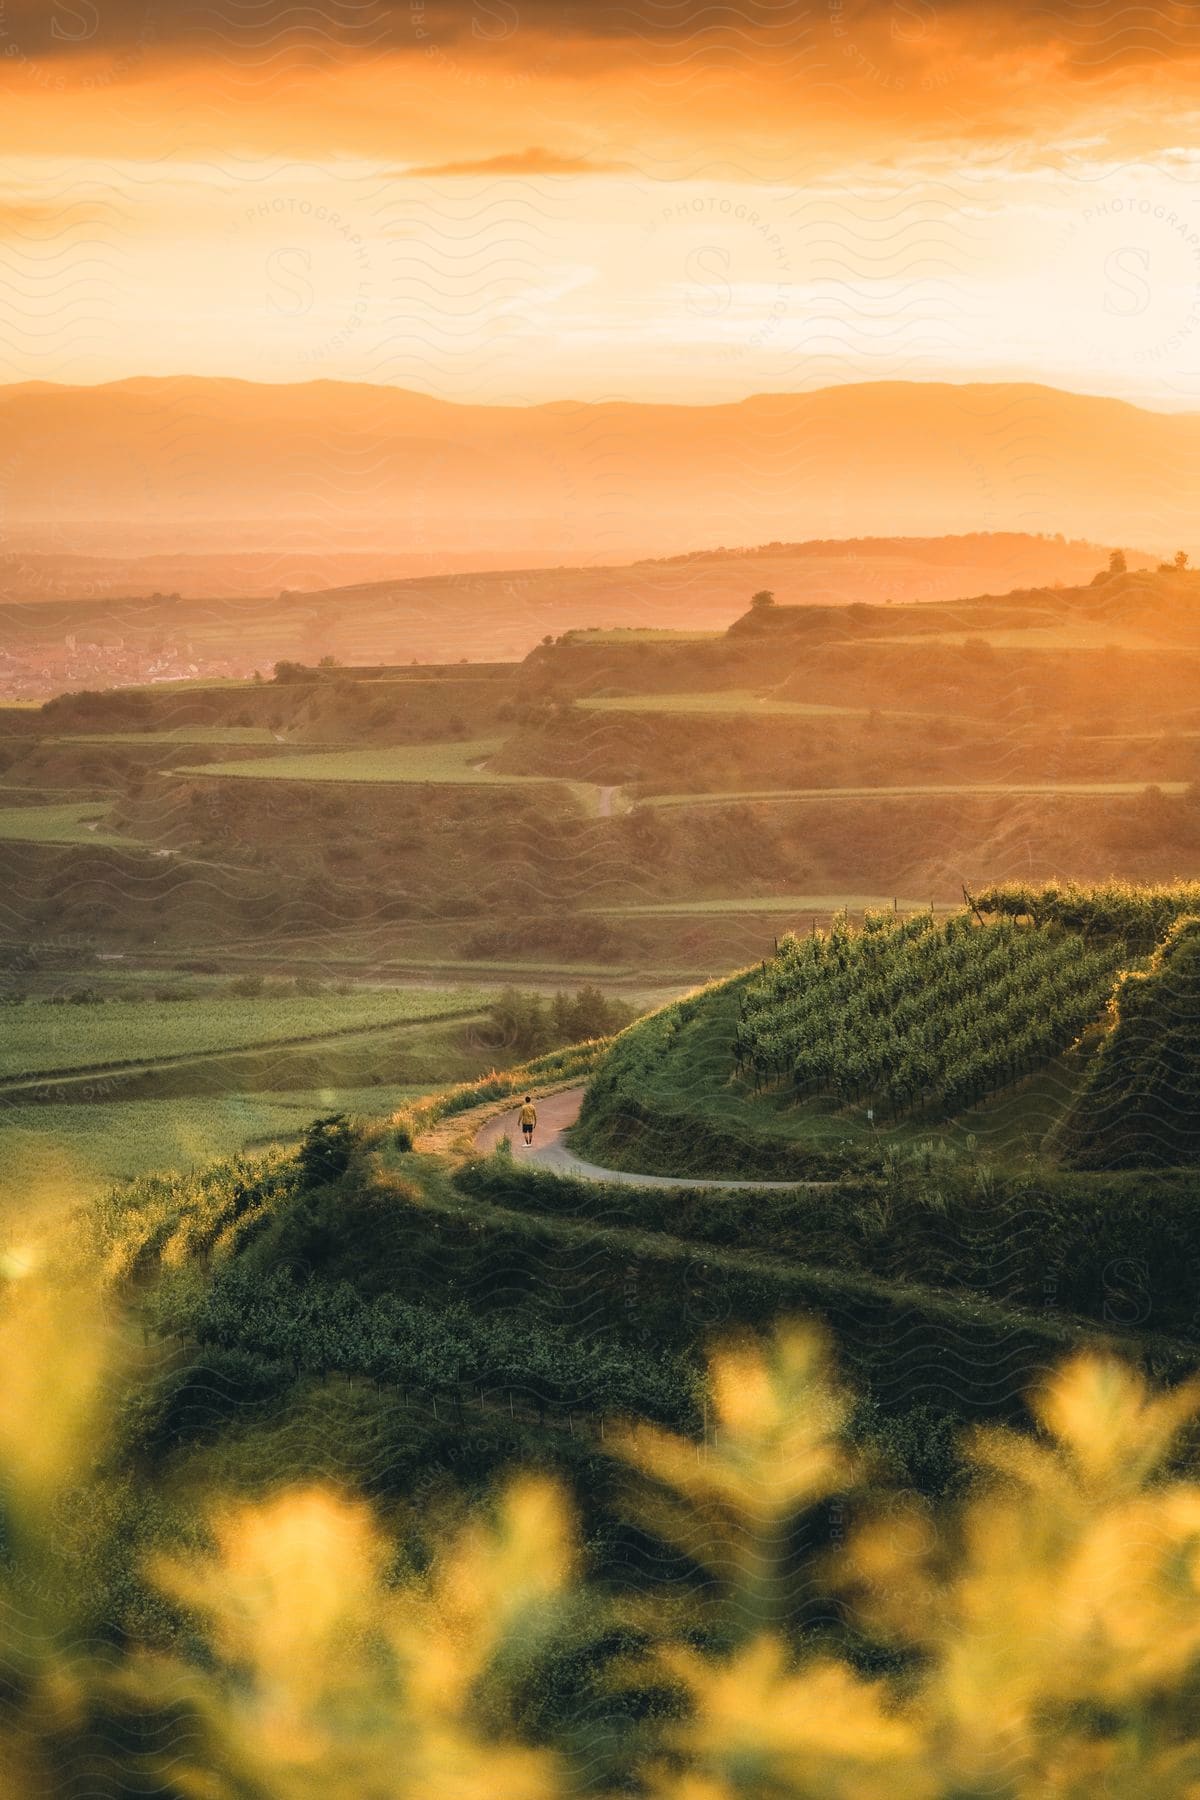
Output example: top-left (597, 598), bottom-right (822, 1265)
top-left (475, 1087), bottom-right (814, 1190)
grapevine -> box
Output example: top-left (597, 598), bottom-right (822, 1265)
top-left (733, 909), bottom-right (1130, 1120)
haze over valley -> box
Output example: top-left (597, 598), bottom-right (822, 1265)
top-left (4, 377), bottom-right (1200, 570)
top-left (6, 0), bottom-right (1200, 1788)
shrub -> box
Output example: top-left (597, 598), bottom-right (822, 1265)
top-left (296, 1114), bottom-right (360, 1188)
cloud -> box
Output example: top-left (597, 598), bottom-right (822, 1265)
top-left (2, 0), bottom-right (1198, 65)
top-left (846, 0), bottom-right (1200, 73)
top-left (404, 147), bottom-right (630, 177)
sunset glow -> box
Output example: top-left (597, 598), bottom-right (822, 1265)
top-left (1, 2), bottom-right (1199, 406)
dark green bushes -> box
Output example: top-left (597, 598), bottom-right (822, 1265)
top-left (181, 1266), bottom-right (700, 1432)
top-left (474, 986), bottom-right (637, 1062)
top-left (455, 1155), bottom-right (1200, 1346)
top-left (296, 1112), bottom-right (360, 1187)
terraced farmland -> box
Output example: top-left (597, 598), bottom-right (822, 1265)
top-left (0, 988), bottom-right (484, 1082)
top-left (173, 738), bottom-right (609, 810)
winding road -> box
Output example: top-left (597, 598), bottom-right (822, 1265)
top-left (474, 1087), bottom-right (812, 1190)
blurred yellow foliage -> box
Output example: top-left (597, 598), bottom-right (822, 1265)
top-left (5, 1301), bottom-right (1200, 1797)
top-left (153, 1477), bottom-right (571, 1800)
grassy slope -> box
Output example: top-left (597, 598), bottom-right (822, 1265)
top-left (6, 584), bottom-right (1200, 976)
top-left (62, 921), bottom-right (1200, 1655)
top-left (589, 895), bottom-right (952, 915)
top-left (1, 1085), bottom-right (432, 1208)
top-left (172, 739), bottom-right (511, 782)
top-left (0, 802), bottom-right (133, 845)
top-left (0, 989), bottom-right (483, 1080)
top-left (578, 691), bottom-right (896, 718)
top-left (0, 991), bottom-right (490, 1210)
top-left (644, 781), bottom-right (1188, 809)
top-left (54, 727), bottom-right (282, 746)
top-left (572, 917), bottom-right (1130, 1178)
top-left (570, 978), bottom-right (925, 1178)
top-left (77, 1104), bottom-right (1200, 1647)
top-left (171, 738), bottom-right (607, 813)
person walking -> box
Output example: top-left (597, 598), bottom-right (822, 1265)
top-left (518, 1096), bottom-right (537, 1146)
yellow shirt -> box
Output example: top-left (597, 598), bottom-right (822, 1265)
top-left (519, 1103), bottom-right (537, 1128)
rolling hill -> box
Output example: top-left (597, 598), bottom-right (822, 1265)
top-left (572, 886), bottom-right (1200, 1178)
top-left (0, 529), bottom-right (1151, 694)
top-left (4, 571), bottom-right (1200, 987)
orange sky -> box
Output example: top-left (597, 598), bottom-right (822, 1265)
top-left (2, 1), bottom-right (1200, 406)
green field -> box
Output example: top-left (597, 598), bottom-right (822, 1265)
top-left (564, 627), bottom-right (720, 644)
top-left (590, 894), bottom-right (953, 916)
top-left (126, 677), bottom-right (249, 692)
top-left (882, 623), bottom-right (1167, 651)
top-left (173, 739), bottom-right (508, 783)
top-left (0, 1084), bottom-right (430, 1206)
top-left (644, 780), bottom-right (1189, 809)
top-left (578, 690), bottom-right (917, 719)
top-left (0, 986), bottom-right (485, 1209)
top-left (0, 802), bottom-right (131, 845)
top-left (0, 989), bottom-right (484, 1082)
top-left (80, 948), bottom-right (648, 984)
top-left (175, 738), bottom-right (548, 784)
top-left (173, 738), bottom-right (609, 810)
top-left (56, 726), bottom-right (282, 746)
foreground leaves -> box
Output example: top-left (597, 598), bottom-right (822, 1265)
top-left (6, 1299), bottom-right (1200, 1797)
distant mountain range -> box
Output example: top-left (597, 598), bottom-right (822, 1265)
top-left (0, 377), bottom-right (1195, 564)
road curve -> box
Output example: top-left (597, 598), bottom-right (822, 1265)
top-left (475, 1087), bottom-right (814, 1190)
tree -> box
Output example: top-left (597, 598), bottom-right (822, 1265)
top-left (1108, 548), bottom-right (1127, 575)
top-left (750, 590), bottom-right (776, 611)
top-left (1176, 550), bottom-right (1190, 571)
